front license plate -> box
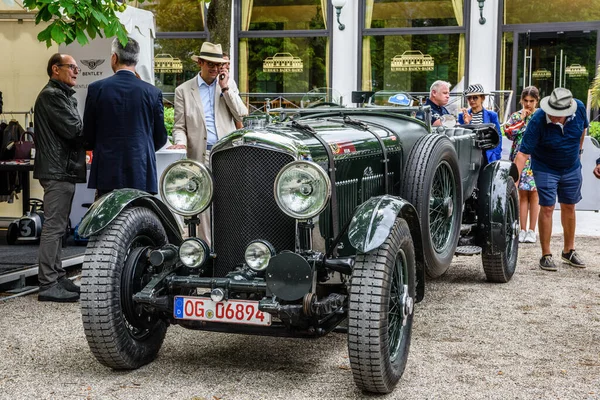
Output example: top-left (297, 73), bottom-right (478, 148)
top-left (174, 296), bottom-right (271, 326)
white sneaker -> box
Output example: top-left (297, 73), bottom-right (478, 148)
top-left (524, 230), bottom-right (537, 243)
top-left (518, 230), bottom-right (526, 243)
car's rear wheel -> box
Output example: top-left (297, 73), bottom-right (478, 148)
top-left (401, 135), bottom-right (462, 278)
top-left (6, 222), bottom-right (18, 245)
top-left (481, 178), bottom-right (519, 283)
top-left (81, 206), bottom-right (168, 369)
top-left (348, 218), bottom-right (416, 394)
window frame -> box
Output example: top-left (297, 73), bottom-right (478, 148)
top-left (233, 0), bottom-right (333, 94)
top-left (357, 0), bottom-right (470, 93)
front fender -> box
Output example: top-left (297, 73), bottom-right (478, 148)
top-left (348, 195), bottom-right (425, 302)
top-left (477, 160), bottom-right (518, 253)
top-left (78, 189), bottom-right (183, 245)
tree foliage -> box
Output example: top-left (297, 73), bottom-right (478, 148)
top-left (24, 0), bottom-right (220, 49)
top-left (23, 0), bottom-right (132, 47)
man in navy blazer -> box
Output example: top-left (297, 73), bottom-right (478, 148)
top-left (83, 36), bottom-right (167, 196)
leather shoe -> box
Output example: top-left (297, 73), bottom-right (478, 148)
top-left (58, 276), bottom-right (81, 293)
top-left (38, 283), bottom-right (79, 302)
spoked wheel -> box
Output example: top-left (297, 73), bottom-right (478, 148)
top-left (81, 207), bottom-right (168, 369)
top-left (481, 178), bottom-right (519, 283)
top-left (348, 218), bottom-right (416, 394)
top-left (401, 135), bottom-right (462, 278)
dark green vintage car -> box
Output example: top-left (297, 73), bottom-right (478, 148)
top-left (78, 96), bottom-right (518, 394)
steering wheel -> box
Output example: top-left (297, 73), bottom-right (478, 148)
top-left (29, 198), bottom-right (44, 211)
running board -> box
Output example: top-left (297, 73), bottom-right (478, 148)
top-left (0, 254), bottom-right (84, 285)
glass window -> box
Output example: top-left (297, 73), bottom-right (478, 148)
top-left (504, 0), bottom-right (600, 24)
top-left (505, 31), bottom-right (597, 108)
top-left (362, 34), bottom-right (465, 93)
top-left (239, 37), bottom-right (329, 96)
top-left (154, 38), bottom-right (205, 101)
top-left (140, 0), bottom-right (205, 32)
top-left (241, 0), bottom-right (326, 31)
top-left (367, 0), bottom-right (464, 28)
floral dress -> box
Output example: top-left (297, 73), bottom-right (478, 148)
top-left (502, 110), bottom-right (536, 191)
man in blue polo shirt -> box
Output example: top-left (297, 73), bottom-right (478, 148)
top-left (514, 88), bottom-right (588, 271)
top-left (425, 80), bottom-right (451, 127)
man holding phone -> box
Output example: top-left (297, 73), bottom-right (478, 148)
top-left (169, 42), bottom-right (247, 163)
top-left (169, 42), bottom-right (247, 245)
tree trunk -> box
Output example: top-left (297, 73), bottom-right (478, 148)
top-left (206, 0), bottom-right (232, 53)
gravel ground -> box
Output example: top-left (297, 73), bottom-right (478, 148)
top-left (0, 235), bottom-right (599, 400)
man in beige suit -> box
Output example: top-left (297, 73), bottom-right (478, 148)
top-left (169, 42), bottom-right (247, 244)
top-left (169, 42), bottom-right (247, 160)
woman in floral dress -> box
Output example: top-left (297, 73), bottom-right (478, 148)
top-left (503, 86), bottom-right (540, 243)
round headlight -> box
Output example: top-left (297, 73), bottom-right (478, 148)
top-left (244, 241), bottom-right (275, 272)
top-left (179, 238), bottom-right (209, 268)
top-left (160, 160), bottom-right (213, 216)
top-left (274, 161), bottom-right (331, 219)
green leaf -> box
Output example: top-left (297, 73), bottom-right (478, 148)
top-left (75, 28), bottom-right (89, 46)
top-left (37, 25), bottom-right (52, 42)
top-left (115, 23), bottom-right (128, 47)
top-left (90, 8), bottom-right (108, 25)
top-left (38, 5), bottom-right (53, 22)
top-left (86, 23), bottom-right (98, 40)
top-left (104, 20), bottom-right (117, 37)
top-left (50, 22), bottom-right (66, 44)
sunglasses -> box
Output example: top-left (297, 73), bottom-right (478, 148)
top-left (57, 64), bottom-right (81, 73)
top-left (467, 96), bottom-right (480, 101)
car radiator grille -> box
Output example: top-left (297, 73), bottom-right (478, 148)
top-left (211, 146), bottom-right (296, 277)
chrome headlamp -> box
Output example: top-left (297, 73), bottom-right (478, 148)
top-left (160, 160), bottom-right (213, 216)
top-left (179, 238), bottom-right (209, 269)
top-left (244, 240), bottom-right (275, 272)
top-left (274, 160), bottom-right (331, 219)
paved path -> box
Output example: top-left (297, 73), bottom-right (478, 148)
top-left (0, 236), bottom-right (599, 399)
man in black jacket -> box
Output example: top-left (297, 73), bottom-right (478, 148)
top-left (33, 53), bottom-right (86, 302)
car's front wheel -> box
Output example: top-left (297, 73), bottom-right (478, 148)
top-left (81, 206), bottom-right (168, 369)
top-left (348, 217), bottom-right (416, 394)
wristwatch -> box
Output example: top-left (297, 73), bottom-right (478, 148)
top-left (579, 148), bottom-right (584, 154)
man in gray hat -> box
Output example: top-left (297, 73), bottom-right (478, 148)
top-left (514, 87), bottom-right (588, 271)
top-left (168, 42), bottom-right (247, 245)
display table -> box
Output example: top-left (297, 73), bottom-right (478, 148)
top-left (0, 160), bottom-right (35, 216)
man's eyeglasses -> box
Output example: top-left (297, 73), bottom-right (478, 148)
top-left (202, 61), bottom-right (223, 69)
top-left (57, 64), bottom-right (82, 73)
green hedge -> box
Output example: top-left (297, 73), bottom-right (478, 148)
top-left (590, 121), bottom-right (600, 143)
top-left (164, 107), bottom-right (174, 138)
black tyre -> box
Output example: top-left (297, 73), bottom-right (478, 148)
top-left (6, 222), bottom-right (18, 245)
top-left (481, 178), bottom-right (519, 283)
top-left (400, 135), bottom-right (462, 278)
top-left (81, 207), bottom-right (168, 369)
top-left (348, 218), bottom-right (416, 394)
